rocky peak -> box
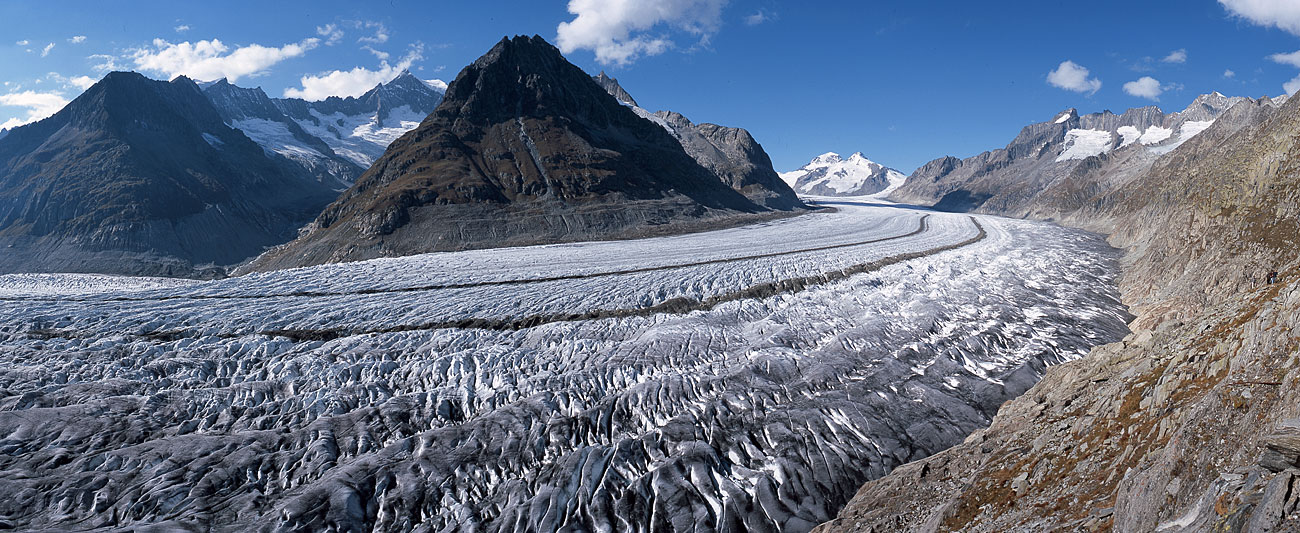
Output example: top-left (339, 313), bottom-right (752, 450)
top-left (592, 70), bottom-right (639, 107)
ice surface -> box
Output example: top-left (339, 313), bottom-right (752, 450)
top-left (1149, 120), bottom-right (1217, 156)
top-left (0, 200), bottom-right (1130, 531)
top-left (1139, 125), bottom-right (1174, 145)
top-left (1056, 129), bottom-right (1114, 161)
top-left (1117, 126), bottom-right (1141, 147)
top-left (289, 105), bottom-right (426, 167)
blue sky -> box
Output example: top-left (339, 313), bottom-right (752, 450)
top-left (3, 0), bottom-right (1300, 172)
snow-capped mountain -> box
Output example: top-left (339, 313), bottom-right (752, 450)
top-left (780, 152), bottom-right (907, 197)
top-left (204, 70), bottom-right (445, 174)
top-left (891, 91), bottom-right (1287, 216)
top-left (201, 79), bottom-right (362, 189)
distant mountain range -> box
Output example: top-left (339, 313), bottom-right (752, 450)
top-left (888, 91), bottom-right (1289, 219)
top-left (780, 152), bottom-right (907, 197)
top-left (246, 35), bottom-right (802, 271)
top-left (0, 71), bottom-right (445, 277)
top-left (0, 73), bottom-right (342, 277)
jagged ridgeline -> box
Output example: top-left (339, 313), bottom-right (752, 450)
top-left (246, 35), bottom-right (802, 271)
top-left (0, 73), bottom-right (342, 278)
top-left (0, 70), bottom-right (446, 278)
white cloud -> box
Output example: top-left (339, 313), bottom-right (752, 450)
top-left (1123, 76), bottom-right (1164, 100)
top-left (284, 45), bottom-right (422, 101)
top-left (1046, 61), bottom-right (1102, 94)
top-left (745, 10), bottom-right (771, 26)
top-left (1270, 50), bottom-right (1300, 94)
top-left (175, 24), bottom-right (190, 33)
top-left (357, 22), bottom-right (389, 44)
top-left (40, 43), bottom-right (55, 57)
top-left (47, 72), bottom-right (97, 91)
top-left (362, 45), bottom-right (389, 60)
top-left (1271, 49), bottom-right (1300, 67)
top-left (1223, 69), bottom-right (1236, 78)
top-left (68, 35), bottom-right (86, 44)
top-left (556, 0), bottom-right (727, 66)
top-left (1220, 0), bottom-right (1300, 36)
top-left (1285, 76), bottom-right (1300, 95)
top-left (131, 37), bottom-right (319, 82)
top-left (15, 39), bottom-right (29, 46)
top-left (1162, 49), bottom-right (1187, 63)
top-left (0, 90), bottom-right (69, 130)
top-left (317, 24), bottom-right (344, 45)
top-left (89, 54), bottom-right (119, 72)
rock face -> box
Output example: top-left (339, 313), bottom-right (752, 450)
top-left (888, 92), bottom-right (1281, 221)
top-left (593, 70), bottom-right (638, 106)
top-left (818, 93), bottom-right (1300, 531)
top-left (246, 36), bottom-right (800, 271)
top-left (0, 72), bottom-right (340, 278)
top-left (780, 152), bottom-right (907, 197)
top-left (590, 73), bottom-right (801, 209)
top-left (266, 70), bottom-right (445, 168)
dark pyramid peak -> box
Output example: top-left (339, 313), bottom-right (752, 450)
top-left (247, 34), bottom-right (778, 270)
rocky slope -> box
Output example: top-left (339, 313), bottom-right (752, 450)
top-left (593, 72), bottom-right (800, 209)
top-left (780, 152), bottom-right (907, 197)
top-left (0, 72), bottom-right (340, 278)
top-left (889, 92), bottom-right (1283, 218)
top-left (245, 36), bottom-right (801, 271)
top-left (818, 94), bottom-right (1300, 531)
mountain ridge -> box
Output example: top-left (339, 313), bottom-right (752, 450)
top-left (244, 35), bottom-right (802, 271)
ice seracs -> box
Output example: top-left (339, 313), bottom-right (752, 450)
top-left (780, 152), bottom-right (908, 197)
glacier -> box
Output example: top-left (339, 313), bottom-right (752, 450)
top-left (0, 199), bottom-right (1130, 531)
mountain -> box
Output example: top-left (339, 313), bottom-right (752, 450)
top-left (263, 70), bottom-right (444, 168)
top-left (590, 72), bottom-right (801, 209)
top-left (201, 79), bottom-right (362, 189)
top-left (888, 92), bottom-right (1285, 219)
top-left (0, 72), bottom-right (340, 277)
top-left (244, 36), bottom-right (801, 271)
top-left (593, 71), bottom-right (638, 107)
top-left (819, 95), bottom-right (1300, 531)
top-left (779, 152), bottom-right (907, 197)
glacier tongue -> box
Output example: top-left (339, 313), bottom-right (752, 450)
top-left (0, 200), bottom-right (1129, 532)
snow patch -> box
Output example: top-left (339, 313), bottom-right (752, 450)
top-left (1139, 126), bottom-right (1173, 145)
top-left (201, 133), bottom-right (224, 147)
top-left (1117, 126), bottom-right (1141, 147)
top-left (1056, 129), bottom-right (1113, 161)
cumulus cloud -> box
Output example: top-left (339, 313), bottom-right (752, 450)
top-left (68, 35), bottom-right (86, 44)
top-left (15, 39), bottom-right (29, 46)
top-left (317, 24), bottom-right (344, 45)
top-left (1046, 61), bottom-right (1102, 94)
top-left (1123, 76), bottom-right (1165, 100)
top-left (1220, 0), bottom-right (1300, 36)
top-left (131, 37), bottom-right (319, 82)
top-left (0, 90), bottom-right (70, 130)
top-left (283, 45), bottom-right (422, 101)
top-left (362, 46), bottom-right (389, 60)
top-left (556, 0), bottom-right (727, 66)
top-left (41, 43), bottom-right (55, 57)
top-left (1162, 49), bottom-right (1187, 63)
top-left (175, 24), bottom-right (190, 33)
top-left (1270, 50), bottom-right (1300, 94)
top-left (1223, 69), bottom-right (1236, 78)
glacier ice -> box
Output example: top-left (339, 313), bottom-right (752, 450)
top-left (0, 199), bottom-right (1130, 531)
